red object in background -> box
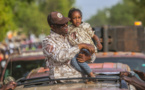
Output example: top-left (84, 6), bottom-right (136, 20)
top-left (0, 56), bottom-right (2, 62)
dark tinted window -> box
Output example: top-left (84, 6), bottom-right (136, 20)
top-left (4, 60), bottom-right (45, 80)
top-left (94, 57), bottom-right (145, 72)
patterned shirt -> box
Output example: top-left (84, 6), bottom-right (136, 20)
top-left (68, 22), bottom-right (97, 62)
top-left (42, 31), bottom-right (82, 80)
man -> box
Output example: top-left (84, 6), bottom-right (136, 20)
top-left (42, 11), bottom-right (95, 81)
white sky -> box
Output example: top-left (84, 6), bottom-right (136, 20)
top-left (75, 0), bottom-right (121, 21)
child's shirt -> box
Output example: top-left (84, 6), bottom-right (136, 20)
top-left (68, 22), bottom-right (97, 62)
top-left (68, 22), bottom-right (97, 53)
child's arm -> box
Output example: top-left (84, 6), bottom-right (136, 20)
top-left (92, 34), bottom-right (102, 50)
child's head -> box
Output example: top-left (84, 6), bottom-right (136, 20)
top-left (68, 8), bottom-right (82, 27)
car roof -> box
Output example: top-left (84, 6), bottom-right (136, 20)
top-left (9, 49), bottom-right (45, 61)
top-left (9, 51), bottom-right (145, 62)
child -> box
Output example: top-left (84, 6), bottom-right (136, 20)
top-left (68, 8), bottom-right (102, 78)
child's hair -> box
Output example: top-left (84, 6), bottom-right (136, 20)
top-left (68, 8), bottom-right (82, 19)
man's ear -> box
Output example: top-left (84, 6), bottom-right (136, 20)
top-left (50, 25), bottom-right (54, 29)
top-left (70, 20), bottom-right (72, 22)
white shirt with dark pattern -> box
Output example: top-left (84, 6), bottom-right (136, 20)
top-left (68, 22), bottom-right (97, 62)
top-left (42, 31), bottom-right (82, 80)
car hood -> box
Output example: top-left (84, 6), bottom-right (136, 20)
top-left (15, 82), bottom-right (129, 90)
top-left (15, 62), bottom-right (133, 90)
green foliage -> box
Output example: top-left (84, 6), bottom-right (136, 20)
top-left (0, 0), bottom-right (75, 41)
top-left (87, 0), bottom-right (145, 27)
top-left (108, 1), bottom-right (136, 26)
top-left (39, 0), bottom-right (75, 17)
top-left (87, 9), bottom-right (109, 27)
top-left (14, 2), bottom-right (49, 36)
top-left (131, 0), bottom-right (145, 25)
top-left (0, 0), bottom-right (16, 41)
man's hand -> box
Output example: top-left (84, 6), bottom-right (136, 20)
top-left (77, 53), bottom-right (91, 63)
top-left (120, 71), bottom-right (130, 77)
top-left (78, 44), bottom-right (95, 54)
top-left (134, 70), bottom-right (145, 81)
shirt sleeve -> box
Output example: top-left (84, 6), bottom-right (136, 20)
top-left (83, 23), bottom-right (94, 37)
top-left (42, 38), bottom-right (80, 63)
top-left (90, 53), bottom-right (96, 63)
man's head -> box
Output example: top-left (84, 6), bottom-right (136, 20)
top-left (47, 12), bottom-right (70, 36)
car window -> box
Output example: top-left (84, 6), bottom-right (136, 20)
top-left (94, 57), bottom-right (145, 72)
top-left (4, 59), bottom-right (45, 80)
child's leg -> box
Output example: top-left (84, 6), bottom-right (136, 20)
top-left (78, 62), bottom-right (95, 77)
top-left (79, 49), bottom-right (95, 77)
top-left (71, 54), bottom-right (86, 74)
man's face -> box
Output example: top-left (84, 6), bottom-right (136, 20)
top-left (52, 22), bottom-right (68, 36)
top-left (71, 11), bottom-right (82, 27)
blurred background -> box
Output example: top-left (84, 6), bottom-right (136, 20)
top-left (0, 0), bottom-right (145, 61)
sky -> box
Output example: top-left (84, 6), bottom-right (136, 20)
top-left (75, 0), bottom-right (121, 21)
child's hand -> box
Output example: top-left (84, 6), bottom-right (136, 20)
top-left (97, 43), bottom-right (103, 50)
top-left (77, 53), bottom-right (91, 63)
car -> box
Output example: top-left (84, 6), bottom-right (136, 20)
top-left (0, 49), bottom-right (139, 90)
top-left (0, 49), bottom-right (45, 89)
top-left (14, 62), bottom-right (134, 90)
top-left (94, 52), bottom-right (145, 73)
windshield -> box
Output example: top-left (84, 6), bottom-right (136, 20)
top-left (4, 60), bottom-right (45, 80)
top-left (94, 57), bottom-right (145, 72)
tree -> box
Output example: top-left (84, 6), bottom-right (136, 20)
top-left (131, 0), bottom-right (145, 26)
top-left (87, 9), bottom-right (110, 27)
top-left (0, 0), bottom-right (75, 41)
top-left (87, 0), bottom-right (139, 27)
top-left (39, 0), bottom-right (75, 17)
top-left (0, 0), bottom-right (16, 41)
top-left (14, 1), bottom-right (49, 36)
top-left (108, 1), bottom-right (136, 26)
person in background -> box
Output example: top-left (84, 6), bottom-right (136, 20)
top-left (0, 50), bottom-right (3, 62)
top-left (42, 11), bottom-right (95, 83)
top-left (67, 8), bottom-right (102, 79)
top-left (120, 70), bottom-right (145, 90)
top-left (1, 76), bottom-right (17, 90)
top-left (8, 39), bottom-right (14, 54)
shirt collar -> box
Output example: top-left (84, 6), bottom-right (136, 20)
top-left (50, 30), bottom-right (67, 38)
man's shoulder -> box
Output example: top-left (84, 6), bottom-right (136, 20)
top-left (43, 35), bottom-right (51, 39)
top-left (42, 35), bottom-right (53, 42)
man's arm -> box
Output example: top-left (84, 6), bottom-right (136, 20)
top-left (92, 35), bottom-right (102, 50)
top-left (123, 76), bottom-right (145, 90)
top-left (120, 71), bottom-right (145, 90)
top-left (1, 81), bottom-right (17, 90)
top-left (42, 38), bottom-right (95, 63)
top-left (134, 70), bottom-right (145, 81)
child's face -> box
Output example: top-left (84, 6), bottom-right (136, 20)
top-left (71, 11), bottom-right (82, 27)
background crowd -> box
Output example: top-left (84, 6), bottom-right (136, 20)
top-left (0, 33), bottom-right (43, 62)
